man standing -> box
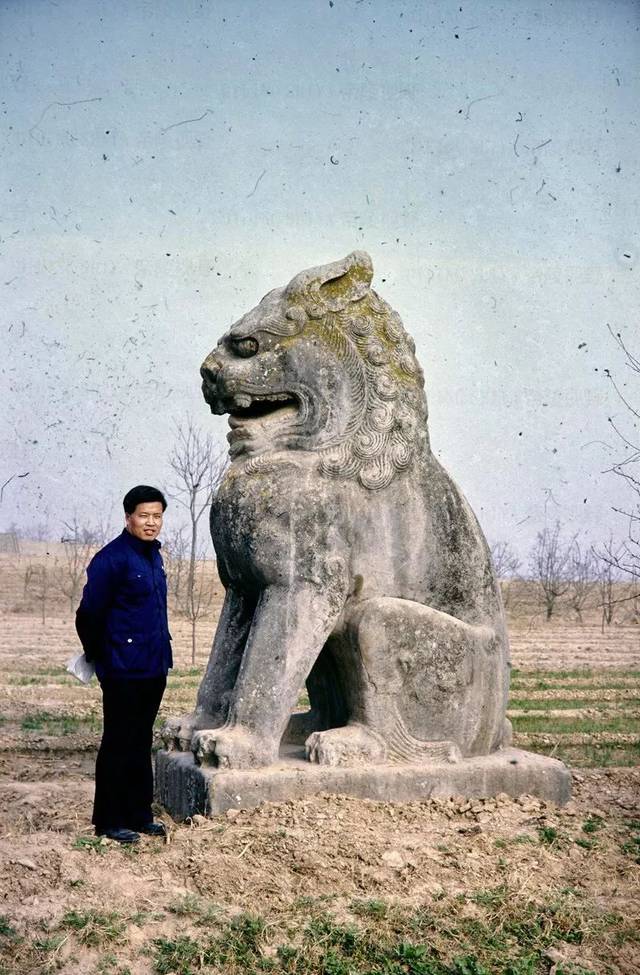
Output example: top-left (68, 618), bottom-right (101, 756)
top-left (76, 485), bottom-right (172, 844)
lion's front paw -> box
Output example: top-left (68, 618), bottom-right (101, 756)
top-left (162, 712), bottom-right (220, 752)
top-left (305, 725), bottom-right (387, 767)
top-left (161, 713), bottom-right (198, 751)
top-left (192, 726), bottom-right (277, 769)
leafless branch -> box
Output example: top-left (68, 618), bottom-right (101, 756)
top-left (161, 109), bottom-right (215, 134)
top-left (0, 472), bottom-right (29, 505)
top-left (167, 417), bottom-right (228, 663)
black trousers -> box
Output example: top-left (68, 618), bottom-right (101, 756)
top-left (92, 675), bottom-right (166, 831)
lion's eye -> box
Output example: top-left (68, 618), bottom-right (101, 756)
top-left (231, 336), bottom-right (259, 358)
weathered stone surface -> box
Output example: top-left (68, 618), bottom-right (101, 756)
top-left (156, 747), bottom-right (572, 819)
top-left (160, 250), bottom-right (569, 811)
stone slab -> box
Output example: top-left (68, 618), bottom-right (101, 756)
top-left (155, 746), bottom-right (571, 820)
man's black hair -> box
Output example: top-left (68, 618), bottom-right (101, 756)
top-left (123, 485), bottom-right (168, 514)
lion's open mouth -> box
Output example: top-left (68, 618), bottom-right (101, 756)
top-left (228, 392), bottom-right (298, 422)
top-left (225, 393), bottom-right (299, 457)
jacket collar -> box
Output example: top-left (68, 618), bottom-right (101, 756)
top-left (121, 528), bottom-right (161, 556)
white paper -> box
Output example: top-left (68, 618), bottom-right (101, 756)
top-left (65, 652), bottom-right (96, 685)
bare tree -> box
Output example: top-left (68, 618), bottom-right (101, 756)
top-left (528, 521), bottom-right (573, 621)
top-left (24, 561), bottom-right (53, 624)
top-left (53, 517), bottom-right (103, 615)
top-left (175, 545), bottom-right (215, 644)
top-left (490, 540), bottom-right (521, 579)
top-left (594, 537), bottom-right (627, 629)
top-left (26, 521), bottom-right (51, 542)
top-left (162, 525), bottom-right (189, 609)
top-left (624, 581), bottom-right (640, 624)
top-left (167, 418), bottom-right (227, 663)
top-left (604, 326), bottom-right (640, 581)
top-left (567, 541), bottom-right (597, 623)
top-left (596, 558), bottom-right (616, 629)
top-left (490, 540), bottom-right (521, 610)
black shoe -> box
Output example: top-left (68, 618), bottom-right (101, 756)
top-left (96, 827), bottom-right (140, 844)
top-left (136, 821), bottom-right (166, 837)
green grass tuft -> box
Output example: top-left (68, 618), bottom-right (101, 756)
top-left (527, 740), bottom-right (640, 768)
top-left (21, 711), bottom-right (100, 735)
top-left (537, 826), bottom-right (563, 846)
top-left (72, 835), bottom-right (108, 854)
top-left (511, 714), bottom-right (639, 734)
top-left (60, 910), bottom-right (126, 947)
top-left (582, 816), bottom-right (605, 834)
top-left (508, 696), bottom-right (640, 711)
top-left (145, 896), bottom-right (622, 975)
top-left (152, 935), bottom-right (202, 975)
top-left (0, 917), bottom-right (18, 940)
top-left (350, 898), bottom-right (388, 919)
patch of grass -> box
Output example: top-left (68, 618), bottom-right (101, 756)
top-left (582, 815), bottom-right (605, 834)
top-left (512, 833), bottom-right (537, 845)
top-left (511, 713), bottom-right (639, 734)
top-left (72, 835), bottom-right (108, 854)
top-left (508, 697), bottom-right (640, 711)
top-left (20, 710), bottom-right (100, 735)
top-left (512, 668), bottom-right (596, 681)
top-left (470, 886), bottom-right (508, 908)
top-left (96, 954), bottom-right (133, 975)
top-left (215, 913), bottom-right (267, 967)
top-left (574, 837), bottom-right (597, 851)
top-left (32, 934), bottom-right (66, 952)
top-left (510, 668), bottom-right (640, 686)
top-left (620, 822), bottom-right (640, 863)
top-left (15, 666), bottom-right (70, 680)
top-left (146, 896), bottom-right (624, 975)
top-left (0, 917), bottom-right (17, 940)
top-left (537, 826), bottom-right (564, 846)
top-left (532, 741), bottom-right (640, 768)
top-left (511, 679), bottom-right (640, 691)
top-left (8, 672), bottom-right (76, 687)
top-left (152, 917), bottom-right (268, 975)
top-left (512, 668), bottom-right (640, 681)
top-left (60, 910), bottom-right (126, 947)
top-left (152, 935), bottom-right (203, 975)
top-left (168, 893), bottom-right (224, 925)
top-left (350, 898), bottom-right (388, 919)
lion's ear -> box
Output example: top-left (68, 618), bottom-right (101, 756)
top-left (286, 251), bottom-right (373, 312)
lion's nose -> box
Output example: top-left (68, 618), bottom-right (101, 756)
top-left (200, 359), bottom-right (221, 384)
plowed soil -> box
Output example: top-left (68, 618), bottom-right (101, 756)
top-left (0, 556), bottom-right (638, 974)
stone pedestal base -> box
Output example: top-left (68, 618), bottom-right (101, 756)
top-left (155, 745), bottom-right (571, 820)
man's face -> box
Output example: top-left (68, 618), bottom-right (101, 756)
top-left (125, 501), bottom-right (164, 541)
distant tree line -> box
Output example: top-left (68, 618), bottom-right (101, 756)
top-left (493, 325), bottom-right (640, 627)
top-left (490, 524), bottom-right (638, 627)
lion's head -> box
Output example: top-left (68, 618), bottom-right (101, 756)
top-left (201, 251), bottom-right (428, 490)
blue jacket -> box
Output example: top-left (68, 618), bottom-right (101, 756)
top-left (75, 529), bottom-right (173, 680)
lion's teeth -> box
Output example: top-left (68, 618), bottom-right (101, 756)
top-left (233, 394), bottom-right (252, 409)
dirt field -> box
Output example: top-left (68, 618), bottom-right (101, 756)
top-left (0, 551), bottom-right (638, 974)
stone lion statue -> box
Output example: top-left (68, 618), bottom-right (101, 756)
top-left (164, 251), bottom-right (511, 770)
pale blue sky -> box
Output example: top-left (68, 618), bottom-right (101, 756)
top-left (1, 0), bottom-right (638, 559)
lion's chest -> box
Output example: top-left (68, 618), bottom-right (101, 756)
top-left (211, 461), bottom-right (348, 589)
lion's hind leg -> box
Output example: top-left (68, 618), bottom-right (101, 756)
top-left (306, 597), bottom-right (508, 766)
